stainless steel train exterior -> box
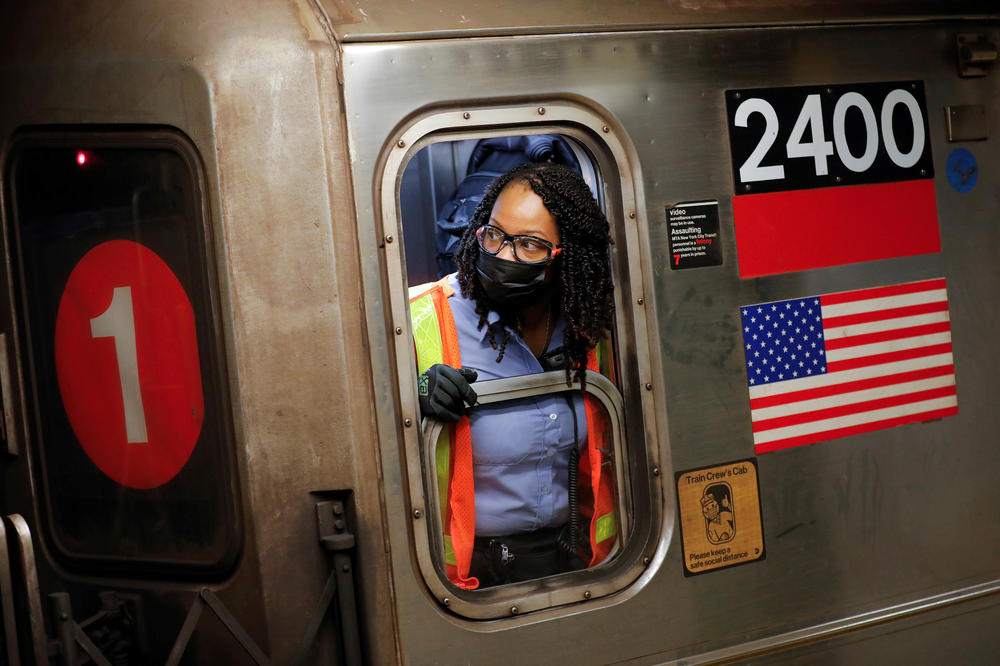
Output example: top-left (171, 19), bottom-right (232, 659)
top-left (1, 2), bottom-right (999, 664)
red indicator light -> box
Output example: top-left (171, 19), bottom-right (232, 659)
top-left (76, 151), bottom-right (87, 166)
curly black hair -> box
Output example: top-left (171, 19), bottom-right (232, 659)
top-left (456, 162), bottom-right (614, 387)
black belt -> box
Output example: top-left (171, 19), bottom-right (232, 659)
top-left (471, 526), bottom-right (581, 587)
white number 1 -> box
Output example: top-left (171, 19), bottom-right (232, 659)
top-left (90, 286), bottom-right (149, 443)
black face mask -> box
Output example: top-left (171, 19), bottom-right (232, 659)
top-left (476, 252), bottom-right (553, 307)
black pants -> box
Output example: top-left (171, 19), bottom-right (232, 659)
top-left (469, 526), bottom-right (583, 588)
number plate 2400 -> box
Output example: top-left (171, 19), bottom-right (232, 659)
top-left (726, 81), bottom-right (933, 195)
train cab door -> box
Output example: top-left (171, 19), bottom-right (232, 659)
top-left (340, 13), bottom-right (1000, 663)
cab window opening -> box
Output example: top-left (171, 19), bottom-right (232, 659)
top-left (399, 132), bottom-right (627, 592)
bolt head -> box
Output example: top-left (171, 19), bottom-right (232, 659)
top-left (643, 556), bottom-right (651, 566)
top-left (463, 112), bottom-right (471, 119)
top-left (510, 606), bottom-right (519, 615)
top-left (413, 508), bottom-right (422, 519)
top-left (397, 139), bottom-right (406, 148)
top-left (537, 107), bottom-right (546, 115)
top-left (584, 590), bottom-right (592, 599)
top-left (404, 418), bottom-right (413, 427)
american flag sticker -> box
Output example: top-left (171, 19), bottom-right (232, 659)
top-left (742, 278), bottom-right (958, 454)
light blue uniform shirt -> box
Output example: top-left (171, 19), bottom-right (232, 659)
top-left (444, 274), bottom-right (586, 536)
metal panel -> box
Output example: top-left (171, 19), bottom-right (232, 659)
top-left (342, 20), bottom-right (1000, 663)
top-left (319, 0), bottom-right (999, 42)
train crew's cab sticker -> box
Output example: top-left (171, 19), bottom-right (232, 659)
top-left (55, 240), bottom-right (205, 489)
top-left (741, 278), bottom-right (957, 454)
top-left (666, 201), bottom-right (722, 269)
top-left (676, 459), bottom-right (764, 575)
top-left (725, 81), bottom-right (940, 278)
top-left (946, 148), bottom-right (978, 193)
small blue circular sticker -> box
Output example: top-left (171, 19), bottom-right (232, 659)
top-left (946, 148), bottom-right (978, 193)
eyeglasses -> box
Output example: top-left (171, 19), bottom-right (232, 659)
top-left (475, 224), bottom-right (562, 264)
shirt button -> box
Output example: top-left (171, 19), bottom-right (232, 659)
top-left (546, 448), bottom-right (555, 457)
top-left (549, 413), bottom-right (558, 420)
top-left (542, 486), bottom-right (550, 494)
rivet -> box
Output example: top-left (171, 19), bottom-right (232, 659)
top-left (835, 176), bottom-right (842, 183)
top-left (385, 234), bottom-right (394, 243)
top-left (584, 590), bottom-right (592, 599)
top-left (60, 612), bottom-right (69, 621)
top-left (825, 88), bottom-right (832, 94)
top-left (397, 139), bottom-right (406, 148)
top-left (463, 111), bottom-right (471, 119)
top-left (404, 418), bottom-right (413, 427)
top-left (911, 82), bottom-right (917, 89)
top-left (537, 107), bottom-right (546, 115)
top-left (652, 467), bottom-right (661, 476)
top-left (602, 125), bottom-right (610, 133)
top-left (510, 606), bottom-right (519, 615)
top-left (442, 597), bottom-right (451, 606)
top-left (342, 563), bottom-right (351, 572)
top-left (395, 327), bottom-right (403, 335)
top-left (744, 184), bottom-right (752, 192)
top-left (637, 297), bottom-right (644, 305)
top-left (643, 556), bottom-right (651, 566)
top-left (334, 519), bottom-right (345, 530)
top-left (333, 505), bottom-right (343, 516)
top-left (920, 169), bottom-right (927, 176)
top-left (629, 211), bottom-right (636, 219)
top-left (413, 509), bottom-right (422, 519)
top-left (734, 92), bottom-right (742, 99)
top-left (645, 383), bottom-right (653, 391)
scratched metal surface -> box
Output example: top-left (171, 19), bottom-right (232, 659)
top-left (343, 20), bottom-right (1000, 663)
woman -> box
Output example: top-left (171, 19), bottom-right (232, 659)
top-left (411, 162), bottom-right (616, 589)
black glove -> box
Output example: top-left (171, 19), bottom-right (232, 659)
top-left (418, 364), bottom-right (478, 422)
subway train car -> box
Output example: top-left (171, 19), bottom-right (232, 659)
top-left (1, 1), bottom-right (999, 664)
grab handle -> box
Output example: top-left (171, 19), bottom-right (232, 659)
top-left (0, 518), bottom-right (20, 665)
top-left (7, 514), bottom-right (47, 665)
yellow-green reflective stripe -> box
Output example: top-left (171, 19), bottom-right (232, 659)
top-left (595, 513), bottom-right (617, 544)
top-left (443, 534), bottom-right (456, 566)
top-left (435, 428), bottom-right (450, 527)
top-left (410, 292), bottom-right (444, 374)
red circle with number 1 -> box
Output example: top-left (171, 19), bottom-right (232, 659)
top-left (55, 240), bottom-right (205, 489)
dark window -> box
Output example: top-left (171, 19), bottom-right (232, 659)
top-left (5, 129), bottom-right (240, 577)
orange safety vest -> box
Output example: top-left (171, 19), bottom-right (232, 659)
top-left (409, 278), bottom-right (617, 590)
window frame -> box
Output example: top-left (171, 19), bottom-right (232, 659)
top-left (379, 102), bottom-right (664, 619)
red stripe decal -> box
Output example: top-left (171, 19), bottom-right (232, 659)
top-left (734, 180), bottom-right (940, 278)
top-left (826, 343), bottom-right (953, 372)
top-left (824, 321), bottom-right (952, 351)
top-left (749, 364), bottom-right (955, 410)
top-left (752, 385), bottom-right (956, 432)
top-left (754, 406), bottom-right (959, 453)
top-left (820, 278), bottom-right (946, 306)
top-left (823, 301), bottom-right (949, 329)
